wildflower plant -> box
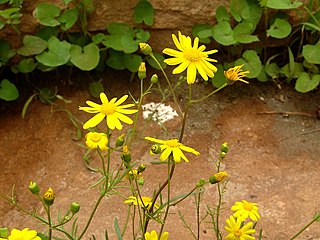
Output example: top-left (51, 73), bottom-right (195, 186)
top-left (1, 30), bottom-right (317, 240)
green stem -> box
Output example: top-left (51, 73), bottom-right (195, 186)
top-left (171, 186), bottom-right (198, 207)
top-left (191, 83), bottom-right (228, 104)
top-left (47, 206), bottom-right (52, 240)
top-left (215, 158), bottom-right (222, 240)
top-left (290, 215), bottom-right (320, 240)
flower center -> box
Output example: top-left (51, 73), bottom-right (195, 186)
top-left (244, 202), bottom-right (254, 211)
top-left (101, 102), bottom-right (116, 115)
top-left (165, 139), bottom-right (182, 147)
top-left (184, 49), bottom-right (202, 62)
top-left (234, 229), bottom-right (242, 237)
top-left (91, 132), bottom-right (102, 142)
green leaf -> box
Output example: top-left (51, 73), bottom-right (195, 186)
top-left (295, 72), bottom-right (320, 93)
top-left (106, 50), bottom-right (126, 70)
top-left (0, 79), bottom-right (19, 101)
top-left (266, 0), bottom-right (303, 9)
top-left (235, 50), bottom-right (262, 78)
top-left (34, 3), bottom-right (61, 27)
top-left (233, 22), bottom-right (259, 43)
top-left (216, 5), bottom-right (230, 23)
top-left (107, 22), bottom-right (134, 36)
top-left (230, 0), bottom-right (261, 27)
top-left (70, 43), bottom-right (100, 71)
top-left (135, 29), bottom-right (150, 43)
top-left (302, 44), bottom-right (320, 64)
top-left (256, 66), bottom-right (269, 82)
top-left (36, 36), bottom-right (71, 67)
top-left (267, 18), bottom-right (291, 39)
top-left (230, 0), bottom-right (247, 22)
top-left (265, 62), bottom-right (280, 78)
top-left (35, 26), bottom-right (59, 41)
top-left (114, 218), bottom-right (123, 240)
top-left (192, 24), bottom-right (213, 43)
top-left (89, 81), bottom-right (104, 98)
top-left (124, 53), bottom-right (142, 72)
top-left (17, 58), bottom-right (36, 73)
top-left (17, 35), bottom-right (47, 56)
top-left (212, 64), bottom-right (227, 88)
top-left (121, 35), bottom-right (138, 53)
top-left (134, 0), bottom-right (154, 26)
top-left (92, 33), bottom-right (106, 44)
top-left (281, 62), bottom-right (304, 79)
top-left (58, 8), bottom-right (78, 31)
top-left (212, 21), bottom-right (236, 46)
top-left (0, 39), bottom-right (15, 63)
top-left (146, 53), bottom-right (166, 70)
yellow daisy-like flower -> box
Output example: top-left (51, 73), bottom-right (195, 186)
top-left (79, 93), bottom-right (138, 130)
top-left (85, 132), bottom-right (108, 151)
top-left (7, 228), bottom-right (41, 240)
top-left (231, 200), bottom-right (261, 222)
top-left (124, 196), bottom-right (159, 209)
top-left (224, 64), bottom-right (249, 84)
top-left (144, 230), bottom-right (169, 240)
top-left (163, 31), bottom-right (218, 84)
top-left (145, 136), bottom-right (200, 163)
top-left (225, 216), bottom-right (255, 240)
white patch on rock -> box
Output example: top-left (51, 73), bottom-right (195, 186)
top-left (142, 102), bottom-right (178, 125)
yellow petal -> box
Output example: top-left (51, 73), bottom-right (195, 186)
top-left (83, 113), bottom-right (105, 129)
top-left (186, 63), bottom-right (197, 84)
top-left (172, 61), bottom-right (189, 74)
top-left (115, 95), bottom-right (128, 106)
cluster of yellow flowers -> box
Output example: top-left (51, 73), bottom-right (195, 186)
top-left (0, 228), bottom-right (41, 240)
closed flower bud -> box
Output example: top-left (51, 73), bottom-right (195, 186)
top-left (138, 177), bottom-right (145, 186)
top-left (70, 202), bottom-right (80, 214)
top-left (196, 178), bottom-right (206, 188)
top-left (138, 164), bottom-right (146, 173)
top-left (220, 142), bottom-right (229, 153)
top-left (150, 144), bottom-right (162, 154)
top-left (209, 172), bottom-right (228, 184)
top-left (115, 134), bottom-right (125, 147)
top-left (220, 151), bottom-right (227, 159)
top-left (139, 43), bottom-right (153, 55)
top-left (150, 74), bottom-right (158, 84)
top-left (43, 188), bottom-right (55, 206)
top-left (0, 227), bottom-right (9, 238)
top-left (29, 181), bottom-right (40, 195)
top-left (121, 145), bottom-right (131, 163)
top-left (138, 62), bottom-right (147, 80)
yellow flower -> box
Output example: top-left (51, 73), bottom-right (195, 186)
top-left (231, 200), bottom-right (261, 222)
top-left (145, 137), bottom-right (200, 163)
top-left (7, 228), bottom-right (41, 240)
top-left (225, 216), bottom-right (255, 240)
top-left (163, 31), bottom-right (218, 84)
top-left (124, 196), bottom-right (159, 209)
top-left (224, 64), bottom-right (249, 84)
top-left (43, 187), bottom-right (55, 206)
top-left (85, 132), bottom-right (108, 151)
top-left (79, 93), bottom-right (138, 130)
top-left (126, 169), bottom-right (141, 180)
top-left (145, 230), bottom-right (169, 240)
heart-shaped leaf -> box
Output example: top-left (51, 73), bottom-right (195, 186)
top-left (302, 44), bottom-right (320, 64)
top-left (212, 64), bottom-right (227, 88)
top-left (0, 39), bottom-right (15, 64)
top-left (266, 0), bottom-right (303, 9)
top-left (36, 36), bottom-right (70, 67)
top-left (58, 8), bottom-right (78, 31)
top-left (0, 79), bottom-right (19, 101)
top-left (235, 50), bottom-right (262, 78)
top-left (17, 58), bottom-right (37, 73)
top-left (17, 35), bottom-right (47, 56)
top-left (233, 22), bottom-right (259, 44)
top-left (267, 18), bottom-right (291, 39)
top-left (70, 43), bottom-right (100, 71)
top-left (295, 72), bottom-right (320, 93)
top-left (192, 24), bottom-right (213, 43)
top-left (106, 50), bottom-right (126, 70)
top-left (216, 5), bottom-right (230, 23)
top-left (212, 21), bottom-right (236, 46)
top-left (134, 0), bottom-right (154, 26)
top-left (33, 3), bottom-right (61, 27)
top-left (124, 53), bottom-right (142, 72)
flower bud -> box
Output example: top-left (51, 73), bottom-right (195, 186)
top-left (150, 144), bottom-right (162, 155)
top-left (139, 43), bottom-right (153, 55)
top-left (121, 145), bottom-right (131, 163)
top-left (70, 202), bottom-right (80, 214)
top-left (138, 62), bottom-right (147, 80)
top-left (29, 181), bottom-right (40, 195)
top-left (220, 142), bottom-right (229, 153)
top-left (209, 172), bottom-right (228, 184)
top-left (43, 188), bottom-right (55, 206)
top-left (196, 178), bottom-right (206, 188)
top-left (0, 227), bottom-right (9, 238)
top-left (115, 134), bottom-right (125, 147)
top-left (138, 164), bottom-right (146, 174)
top-left (220, 151), bottom-right (227, 159)
top-left (150, 74), bottom-right (158, 84)
top-left (138, 177), bottom-right (145, 186)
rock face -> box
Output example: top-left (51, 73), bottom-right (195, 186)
top-left (1, 0), bottom-right (227, 51)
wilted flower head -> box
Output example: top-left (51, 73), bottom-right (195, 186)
top-left (224, 64), bottom-right (249, 84)
top-left (163, 31), bottom-right (218, 84)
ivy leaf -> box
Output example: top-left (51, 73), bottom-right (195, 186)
top-left (0, 39), bottom-right (15, 64)
top-left (212, 21), bottom-right (236, 46)
top-left (0, 79), bottom-right (19, 101)
top-left (295, 72), bottom-right (320, 93)
top-left (34, 3), bottom-right (61, 27)
top-left (36, 36), bottom-right (71, 67)
top-left (107, 22), bottom-right (134, 36)
top-left (192, 24), bottom-right (213, 44)
top-left (17, 35), bottom-right (47, 56)
top-left (302, 44), bottom-right (320, 64)
top-left (135, 29), bottom-right (150, 43)
top-left (233, 22), bottom-right (259, 44)
top-left (17, 58), bottom-right (37, 73)
top-left (235, 50), bottom-right (262, 78)
top-left (58, 8), bottom-right (78, 31)
top-left (216, 5), bottom-right (230, 23)
top-left (266, 0), bottom-right (303, 9)
top-left (134, 0), bottom-right (154, 26)
top-left (124, 53), bottom-right (142, 72)
top-left (106, 50), bottom-right (126, 70)
top-left (70, 43), bottom-right (100, 71)
top-left (267, 18), bottom-right (291, 39)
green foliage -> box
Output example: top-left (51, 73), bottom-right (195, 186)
top-left (193, 0), bottom-right (320, 93)
top-left (0, 79), bottom-right (19, 101)
top-left (134, 0), bottom-right (154, 26)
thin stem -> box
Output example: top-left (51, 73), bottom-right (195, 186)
top-left (47, 206), bottom-right (52, 240)
top-left (196, 193), bottom-right (201, 240)
top-left (215, 183), bottom-right (222, 240)
top-left (171, 186), bottom-right (198, 206)
top-left (191, 83), bottom-right (228, 104)
top-left (290, 215), bottom-right (320, 240)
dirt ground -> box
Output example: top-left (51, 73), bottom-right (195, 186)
top-left (0, 73), bottom-right (320, 240)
